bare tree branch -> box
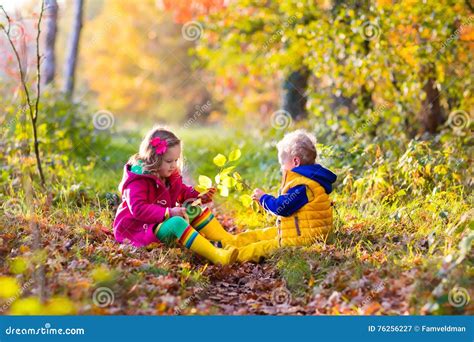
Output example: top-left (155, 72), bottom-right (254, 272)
top-left (0, 2), bottom-right (46, 186)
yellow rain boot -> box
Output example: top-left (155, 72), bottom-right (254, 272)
top-left (183, 227), bottom-right (239, 265)
top-left (229, 227), bottom-right (278, 247)
top-left (236, 237), bottom-right (280, 263)
top-left (158, 216), bottom-right (238, 266)
top-left (191, 207), bottom-right (238, 246)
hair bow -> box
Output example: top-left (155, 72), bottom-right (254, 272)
top-left (150, 137), bottom-right (168, 155)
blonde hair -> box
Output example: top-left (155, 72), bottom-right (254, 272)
top-left (276, 129), bottom-right (317, 165)
top-left (128, 127), bottom-right (181, 175)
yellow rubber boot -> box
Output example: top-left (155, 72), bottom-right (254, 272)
top-left (236, 238), bottom-right (279, 263)
top-left (226, 227), bottom-right (278, 248)
top-left (192, 207), bottom-right (237, 245)
top-left (188, 232), bottom-right (239, 265)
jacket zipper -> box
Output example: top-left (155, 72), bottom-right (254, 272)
top-left (294, 216), bottom-right (301, 236)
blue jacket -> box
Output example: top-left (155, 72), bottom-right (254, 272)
top-left (259, 164), bottom-right (337, 217)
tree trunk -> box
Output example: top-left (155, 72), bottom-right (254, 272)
top-left (281, 68), bottom-right (309, 120)
top-left (63, 0), bottom-right (84, 98)
top-left (418, 63), bottom-right (442, 134)
top-left (42, 0), bottom-right (58, 86)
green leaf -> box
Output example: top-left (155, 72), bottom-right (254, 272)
top-left (198, 175), bottom-right (213, 188)
top-left (396, 189), bottom-right (406, 197)
top-left (213, 154), bottom-right (227, 167)
top-left (228, 149), bottom-right (241, 162)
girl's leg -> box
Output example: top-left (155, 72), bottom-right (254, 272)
top-left (155, 216), bottom-right (238, 265)
top-left (185, 204), bottom-right (237, 245)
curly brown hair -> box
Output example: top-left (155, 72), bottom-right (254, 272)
top-left (128, 127), bottom-right (181, 175)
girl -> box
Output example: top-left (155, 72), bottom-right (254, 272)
top-left (113, 127), bottom-right (238, 265)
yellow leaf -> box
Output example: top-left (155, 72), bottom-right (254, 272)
top-left (239, 194), bottom-right (252, 207)
top-left (198, 175), bottom-right (213, 188)
top-left (9, 297), bottom-right (42, 315)
top-left (194, 185), bottom-right (208, 193)
top-left (425, 164), bottom-right (431, 176)
top-left (433, 165), bottom-right (447, 175)
top-left (218, 185), bottom-right (229, 197)
top-left (213, 154), bottom-right (227, 167)
top-left (44, 297), bottom-right (77, 315)
top-left (228, 149), bottom-right (241, 162)
top-left (396, 189), bottom-right (406, 197)
top-left (221, 166), bottom-right (236, 175)
top-left (308, 275), bottom-right (315, 288)
top-left (92, 265), bottom-right (113, 283)
top-left (9, 257), bottom-right (28, 274)
top-left (0, 276), bottom-right (20, 298)
top-left (221, 176), bottom-right (236, 188)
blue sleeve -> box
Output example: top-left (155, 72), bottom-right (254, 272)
top-left (259, 185), bottom-right (308, 217)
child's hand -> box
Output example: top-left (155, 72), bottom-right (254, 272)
top-left (169, 207), bottom-right (187, 218)
top-left (251, 188), bottom-right (265, 202)
top-left (198, 187), bottom-right (216, 203)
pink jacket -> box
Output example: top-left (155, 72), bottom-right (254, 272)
top-left (113, 164), bottom-right (200, 247)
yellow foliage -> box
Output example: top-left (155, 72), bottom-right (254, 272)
top-left (91, 265), bottom-right (113, 283)
top-left (9, 297), bottom-right (42, 315)
top-left (9, 257), bottom-right (28, 274)
top-left (0, 276), bottom-right (20, 298)
top-left (44, 297), bottom-right (77, 315)
top-left (81, 0), bottom-right (206, 121)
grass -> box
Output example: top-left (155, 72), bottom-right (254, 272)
top-left (0, 125), bottom-right (472, 315)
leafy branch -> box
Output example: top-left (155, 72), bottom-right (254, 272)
top-left (196, 148), bottom-right (255, 208)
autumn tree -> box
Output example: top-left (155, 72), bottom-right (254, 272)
top-left (195, 0), bottom-right (473, 134)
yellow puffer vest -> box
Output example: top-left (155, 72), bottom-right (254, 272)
top-left (278, 170), bottom-right (333, 247)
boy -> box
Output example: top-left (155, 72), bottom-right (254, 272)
top-left (226, 129), bottom-right (337, 262)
